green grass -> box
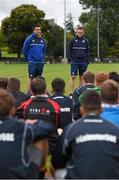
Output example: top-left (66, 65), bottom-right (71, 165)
top-left (0, 62), bottom-right (119, 94)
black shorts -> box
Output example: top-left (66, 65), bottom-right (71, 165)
top-left (71, 62), bottom-right (88, 76)
top-left (28, 62), bottom-right (44, 78)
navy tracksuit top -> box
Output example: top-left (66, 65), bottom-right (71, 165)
top-left (52, 115), bottom-right (119, 179)
top-left (68, 36), bottom-right (89, 63)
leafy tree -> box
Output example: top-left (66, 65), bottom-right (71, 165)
top-left (108, 42), bottom-right (119, 57)
top-left (1, 4), bottom-right (46, 58)
top-left (79, 0), bottom-right (119, 58)
top-left (66, 13), bottom-right (74, 34)
top-left (0, 30), bottom-right (4, 48)
top-left (46, 24), bottom-right (64, 58)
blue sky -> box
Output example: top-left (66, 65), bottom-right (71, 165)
top-left (0, 0), bottom-right (83, 27)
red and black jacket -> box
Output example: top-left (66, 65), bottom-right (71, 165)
top-left (16, 96), bottom-right (60, 129)
top-left (16, 96), bottom-right (61, 154)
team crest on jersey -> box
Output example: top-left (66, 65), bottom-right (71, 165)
top-left (75, 40), bottom-right (78, 42)
top-left (40, 40), bottom-right (44, 43)
top-left (82, 40), bottom-right (85, 43)
top-left (32, 39), bottom-right (35, 43)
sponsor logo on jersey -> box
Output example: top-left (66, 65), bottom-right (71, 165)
top-left (60, 107), bottom-right (70, 112)
top-left (29, 108), bottom-right (50, 115)
top-left (76, 133), bottom-right (117, 144)
top-left (0, 133), bottom-right (15, 142)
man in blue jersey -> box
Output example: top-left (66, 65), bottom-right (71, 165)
top-left (23, 24), bottom-right (46, 80)
top-left (68, 26), bottom-right (90, 95)
top-left (50, 78), bottom-right (73, 128)
top-left (52, 90), bottom-right (119, 179)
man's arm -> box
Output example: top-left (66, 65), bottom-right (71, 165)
top-left (22, 36), bottom-right (31, 60)
top-left (27, 120), bottom-right (55, 142)
top-left (20, 120), bottom-right (54, 169)
top-left (86, 39), bottom-right (90, 63)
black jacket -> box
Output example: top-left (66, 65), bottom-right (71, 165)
top-left (52, 115), bottom-right (119, 179)
top-left (68, 36), bottom-right (89, 63)
top-left (0, 116), bottom-right (54, 179)
top-left (50, 93), bottom-right (73, 129)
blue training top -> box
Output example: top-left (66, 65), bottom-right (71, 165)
top-left (68, 36), bottom-right (89, 64)
top-left (22, 33), bottom-right (46, 63)
top-left (101, 104), bottom-right (119, 127)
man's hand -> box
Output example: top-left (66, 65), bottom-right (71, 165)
top-left (25, 119), bottom-right (37, 125)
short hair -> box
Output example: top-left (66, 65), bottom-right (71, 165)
top-left (33, 24), bottom-right (41, 30)
top-left (7, 78), bottom-right (20, 92)
top-left (101, 80), bottom-right (118, 104)
top-left (0, 77), bottom-right (8, 89)
top-left (35, 76), bottom-right (46, 81)
top-left (80, 90), bottom-right (101, 112)
top-left (83, 71), bottom-right (95, 84)
top-left (76, 26), bottom-right (84, 30)
top-left (0, 89), bottom-right (15, 116)
top-left (95, 72), bottom-right (109, 87)
top-left (31, 78), bottom-right (46, 95)
top-left (51, 78), bottom-right (65, 93)
top-left (109, 72), bottom-right (119, 84)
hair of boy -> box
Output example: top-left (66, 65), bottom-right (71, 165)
top-left (31, 78), bottom-right (46, 95)
top-left (0, 77), bottom-right (8, 89)
top-left (33, 24), bottom-right (41, 30)
top-left (82, 71), bottom-right (95, 84)
top-left (8, 78), bottom-right (20, 92)
top-left (80, 90), bottom-right (101, 112)
top-left (109, 72), bottom-right (119, 84)
top-left (101, 79), bottom-right (118, 104)
top-left (0, 89), bottom-right (15, 116)
top-left (95, 72), bottom-right (109, 87)
top-left (51, 78), bottom-right (65, 93)
top-left (35, 76), bottom-right (46, 81)
top-left (76, 26), bottom-right (84, 30)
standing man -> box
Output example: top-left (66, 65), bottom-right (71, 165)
top-left (23, 24), bottom-right (46, 80)
top-left (68, 26), bottom-right (90, 95)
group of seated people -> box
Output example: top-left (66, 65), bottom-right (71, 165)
top-left (0, 70), bottom-right (119, 179)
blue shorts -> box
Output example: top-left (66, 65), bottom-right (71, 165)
top-left (71, 62), bottom-right (88, 76)
top-left (28, 62), bottom-right (44, 78)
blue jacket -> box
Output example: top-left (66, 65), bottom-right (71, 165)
top-left (68, 36), bottom-right (89, 63)
top-left (52, 115), bottom-right (119, 179)
top-left (101, 104), bottom-right (119, 127)
top-left (22, 33), bottom-right (46, 63)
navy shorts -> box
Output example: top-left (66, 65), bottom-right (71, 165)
top-left (71, 62), bottom-right (88, 76)
top-left (28, 62), bottom-right (44, 78)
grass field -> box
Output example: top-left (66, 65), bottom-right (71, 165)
top-left (0, 62), bottom-right (119, 94)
